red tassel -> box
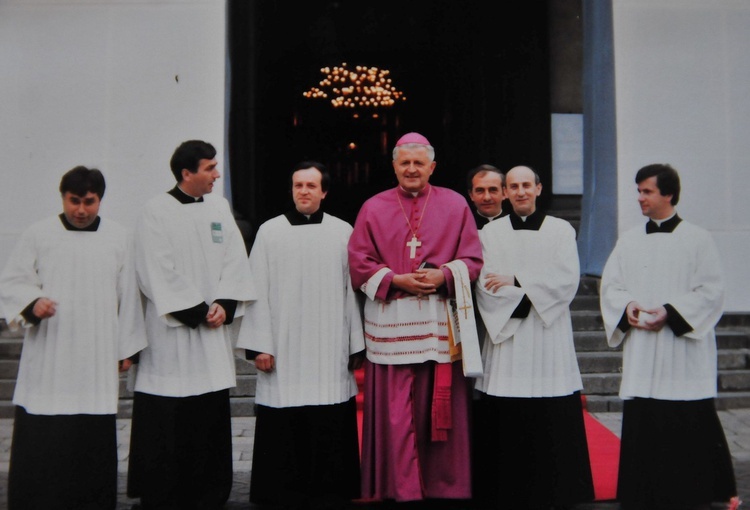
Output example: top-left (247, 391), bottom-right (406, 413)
top-left (431, 363), bottom-right (452, 441)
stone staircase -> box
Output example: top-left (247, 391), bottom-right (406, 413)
top-left (545, 194), bottom-right (750, 412)
top-left (572, 275), bottom-right (750, 412)
top-left (1, 277), bottom-right (749, 418)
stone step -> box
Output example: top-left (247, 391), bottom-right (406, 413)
top-left (573, 328), bottom-right (749, 351)
top-left (720, 349), bottom-right (750, 370)
top-left (0, 360), bottom-right (17, 379)
top-left (719, 369), bottom-right (750, 392)
top-left (235, 357), bottom-right (257, 376)
top-left (0, 380), bottom-right (10, 400)
top-left (718, 313), bottom-right (750, 329)
top-left (571, 310), bottom-right (605, 331)
top-left (581, 372), bottom-right (622, 396)
top-left (575, 276), bottom-right (600, 296)
top-left (0, 338), bottom-right (22, 359)
top-left (0, 322), bottom-right (22, 340)
top-left (0, 401), bottom-right (15, 419)
top-left (715, 329), bottom-right (750, 349)
top-left (581, 394), bottom-right (623, 413)
top-left (715, 391), bottom-right (750, 410)
top-left (577, 352), bottom-right (623, 374)
top-left (573, 330), bottom-right (613, 351)
top-left (570, 295), bottom-right (599, 311)
top-left (584, 391), bottom-right (750, 414)
top-left (580, 367), bottom-right (750, 397)
top-left (577, 348), bottom-right (749, 373)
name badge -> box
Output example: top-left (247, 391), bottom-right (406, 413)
top-left (211, 222), bottom-right (223, 243)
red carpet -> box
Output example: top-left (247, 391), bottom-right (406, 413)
top-left (582, 408), bottom-right (620, 501)
top-left (355, 368), bottom-right (365, 453)
top-left (354, 369), bottom-right (620, 501)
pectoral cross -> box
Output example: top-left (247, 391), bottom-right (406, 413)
top-left (406, 235), bottom-right (421, 259)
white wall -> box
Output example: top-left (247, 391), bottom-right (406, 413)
top-left (0, 0), bottom-right (227, 297)
top-left (613, 0), bottom-right (750, 312)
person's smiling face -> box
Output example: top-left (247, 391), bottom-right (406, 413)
top-left (393, 146), bottom-right (435, 193)
top-left (505, 166), bottom-right (541, 217)
top-left (292, 167), bottom-right (327, 215)
top-left (469, 171), bottom-right (504, 218)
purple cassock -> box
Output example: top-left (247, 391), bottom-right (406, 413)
top-left (348, 183), bottom-right (483, 502)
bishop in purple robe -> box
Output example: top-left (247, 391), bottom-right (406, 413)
top-left (348, 132), bottom-right (483, 503)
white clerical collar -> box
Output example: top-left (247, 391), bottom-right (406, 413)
top-left (177, 185), bottom-right (202, 202)
top-left (399, 185), bottom-right (426, 197)
top-left (652, 211), bottom-right (676, 227)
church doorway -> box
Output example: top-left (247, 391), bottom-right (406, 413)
top-left (227, 0), bottom-right (554, 232)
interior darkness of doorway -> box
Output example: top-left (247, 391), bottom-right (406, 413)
top-left (227, 0), bottom-right (552, 231)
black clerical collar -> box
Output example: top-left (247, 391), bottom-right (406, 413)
top-left (646, 214), bottom-right (682, 234)
top-left (475, 211), bottom-right (504, 227)
top-left (169, 186), bottom-right (204, 204)
top-left (474, 212), bottom-right (490, 228)
top-left (59, 213), bottom-right (100, 232)
top-left (285, 208), bottom-right (324, 225)
top-left (509, 210), bottom-right (545, 231)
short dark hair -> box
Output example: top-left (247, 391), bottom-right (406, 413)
top-left (635, 163), bottom-right (681, 205)
top-left (59, 166), bottom-right (106, 199)
top-left (466, 164), bottom-right (504, 191)
top-left (290, 161), bottom-right (330, 193)
top-left (169, 140), bottom-right (217, 182)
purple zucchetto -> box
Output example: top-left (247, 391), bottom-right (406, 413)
top-left (395, 132), bottom-right (431, 147)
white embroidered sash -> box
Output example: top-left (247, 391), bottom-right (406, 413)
top-left (443, 260), bottom-right (483, 377)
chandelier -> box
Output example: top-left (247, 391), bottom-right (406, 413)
top-left (302, 62), bottom-right (406, 109)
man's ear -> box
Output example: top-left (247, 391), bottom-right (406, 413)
top-left (181, 168), bottom-right (191, 182)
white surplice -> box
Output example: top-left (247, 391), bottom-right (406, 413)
top-left (0, 216), bottom-right (146, 415)
top-left (600, 220), bottom-right (724, 400)
top-left (236, 213), bottom-right (364, 408)
top-left (133, 193), bottom-right (256, 397)
top-left (474, 215), bottom-right (583, 397)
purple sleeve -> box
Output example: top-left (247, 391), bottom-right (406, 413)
top-left (348, 199), bottom-right (389, 290)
